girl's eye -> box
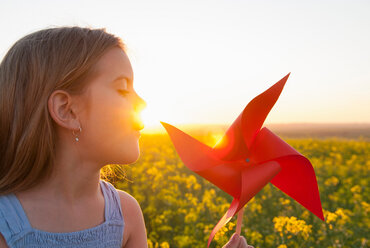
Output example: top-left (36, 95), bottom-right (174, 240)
top-left (118, 89), bottom-right (130, 96)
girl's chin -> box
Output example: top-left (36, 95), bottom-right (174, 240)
top-left (122, 149), bottom-right (140, 164)
top-left (127, 155), bottom-right (140, 164)
top-left (107, 141), bottom-right (140, 164)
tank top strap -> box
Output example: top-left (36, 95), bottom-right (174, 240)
top-left (99, 180), bottom-right (124, 224)
top-left (0, 193), bottom-right (31, 242)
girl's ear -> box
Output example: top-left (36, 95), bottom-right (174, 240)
top-left (48, 90), bottom-right (81, 130)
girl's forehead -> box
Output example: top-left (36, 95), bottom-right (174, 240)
top-left (93, 47), bottom-right (133, 83)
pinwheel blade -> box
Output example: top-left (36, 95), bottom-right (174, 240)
top-left (162, 121), bottom-right (247, 197)
top-left (213, 73), bottom-right (290, 161)
top-left (160, 122), bottom-right (221, 172)
top-left (241, 73), bottom-right (290, 148)
top-left (271, 155), bottom-right (325, 221)
top-left (207, 198), bottom-right (239, 248)
top-left (207, 161), bottom-right (280, 247)
top-left (251, 127), bottom-right (325, 221)
top-left (237, 161), bottom-right (281, 214)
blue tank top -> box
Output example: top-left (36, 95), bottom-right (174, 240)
top-left (0, 180), bottom-right (124, 248)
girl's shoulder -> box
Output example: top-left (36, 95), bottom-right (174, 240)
top-left (0, 193), bottom-right (22, 248)
top-left (113, 187), bottom-right (147, 247)
top-left (100, 180), bottom-right (141, 224)
top-left (115, 189), bottom-right (138, 247)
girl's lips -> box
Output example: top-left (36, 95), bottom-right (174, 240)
top-left (132, 112), bottom-right (144, 131)
top-left (134, 122), bottom-right (144, 131)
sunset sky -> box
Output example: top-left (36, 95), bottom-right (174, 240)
top-left (1, 0), bottom-right (369, 129)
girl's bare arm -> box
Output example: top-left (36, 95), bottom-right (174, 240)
top-left (0, 234), bottom-right (8, 248)
top-left (118, 190), bottom-right (148, 248)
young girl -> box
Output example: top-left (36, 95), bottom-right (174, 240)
top-left (0, 26), bottom-right (252, 248)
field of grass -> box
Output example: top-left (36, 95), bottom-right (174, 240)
top-left (104, 124), bottom-right (369, 248)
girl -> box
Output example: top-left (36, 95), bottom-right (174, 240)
top-left (0, 26), bottom-right (252, 248)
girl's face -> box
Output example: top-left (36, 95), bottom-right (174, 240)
top-left (78, 47), bottom-right (146, 165)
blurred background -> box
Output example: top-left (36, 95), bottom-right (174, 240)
top-left (1, 1), bottom-right (369, 247)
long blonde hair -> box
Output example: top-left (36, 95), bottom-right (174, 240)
top-left (0, 26), bottom-right (125, 194)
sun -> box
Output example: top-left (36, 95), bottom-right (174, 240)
top-left (140, 106), bottom-right (163, 133)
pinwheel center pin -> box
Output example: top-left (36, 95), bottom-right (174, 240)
top-left (245, 158), bottom-right (250, 162)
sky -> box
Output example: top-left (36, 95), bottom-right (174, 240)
top-left (1, 0), bottom-right (369, 129)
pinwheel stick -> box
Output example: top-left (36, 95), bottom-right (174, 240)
top-left (236, 206), bottom-right (244, 235)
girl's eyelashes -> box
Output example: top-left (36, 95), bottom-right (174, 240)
top-left (118, 89), bottom-right (130, 96)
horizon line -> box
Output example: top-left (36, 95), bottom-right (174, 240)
top-left (141, 121), bottom-right (370, 133)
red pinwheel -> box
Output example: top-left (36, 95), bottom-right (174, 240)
top-left (160, 73), bottom-right (325, 247)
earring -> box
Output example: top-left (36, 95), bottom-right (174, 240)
top-left (72, 126), bottom-right (82, 142)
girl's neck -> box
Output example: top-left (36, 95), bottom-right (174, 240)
top-left (16, 160), bottom-right (102, 206)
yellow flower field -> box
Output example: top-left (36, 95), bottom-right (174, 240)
top-left (103, 131), bottom-right (369, 248)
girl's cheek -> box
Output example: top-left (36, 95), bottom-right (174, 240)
top-left (114, 106), bottom-right (135, 128)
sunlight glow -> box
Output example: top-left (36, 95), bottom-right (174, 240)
top-left (140, 107), bottom-right (161, 131)
top-left (211, 133), bottom-right (226, 147)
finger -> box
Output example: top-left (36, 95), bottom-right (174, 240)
top-left (231, 233), bottom-right (241, 247)
top-left (237, 236), bottom-right (248, 248)
top-left (243, 237), bottom-right (254, 248)
top-left (223, 233), bottom-right (241, 248)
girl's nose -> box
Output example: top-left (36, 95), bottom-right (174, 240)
top-left (134, 93), bottom-right (147, 113)
top-left (131, 94), bottom-right (146, 130)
